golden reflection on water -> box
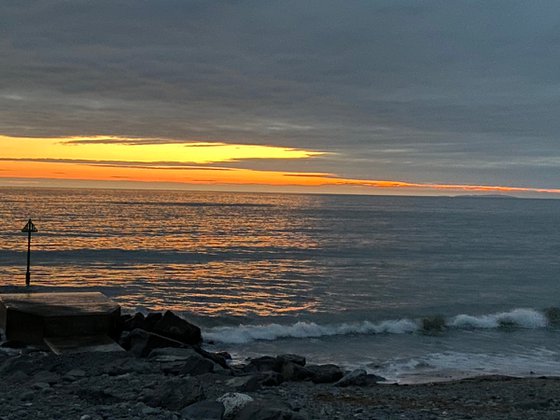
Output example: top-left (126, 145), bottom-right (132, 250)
top-left (0, 188), bottom-right (324, 316)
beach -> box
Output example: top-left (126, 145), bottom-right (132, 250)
top-left (1, 345), bottom-right (559, 420)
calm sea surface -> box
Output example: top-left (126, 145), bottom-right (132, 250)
top-left (1, 187), bottom-right (560, 382)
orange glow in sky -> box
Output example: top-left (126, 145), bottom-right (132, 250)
top-left (2, 134), bottom-right (560, 196)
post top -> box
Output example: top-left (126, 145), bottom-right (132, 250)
top-left (21, 219), bottom-right (38, 233)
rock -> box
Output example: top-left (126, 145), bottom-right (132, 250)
top-left (8, 370), bottom-right (30, 382)
top-left (365, 373), bottom-right (386, 383)
top-left (150, 347), bottom-right (217, 375)
top-left (141, 406), bottom-right (161, 415)
top-left (149, 347), bottom-right (199, 362)
top-left (234, 401), bottom-right (308, 420)
top-left (151, 311), bottom-right (202, 346)
top-left (514, 399), bottom-right (553, 410)
top-left (421, 315), bottom-right (446, 334)
top-left (122, 313), bottom-right (146, 331)
top-left (181, 400), bottom-right (225, 420)
top-left (306, 364), bottom-right (344, 384)
top-left (280, 362), bottom-right (311, 382)
top-left (246, 356), bottom-right (278, 373)
top-left (217, 351), bottom-right (232, 361)
top-left (257, 372), bottom-right (283, 387)
top-left (216, 393), bottom-right (254, 419)
top-left (20, 391), bottom-right (34, 401)
top-left (276, 354), bottom-right (306, 367)
top-left (0, 340), bottom-right (27, 349)
top-left (102, 356), bottom-right (158, 376)
top-left (119, 330), bottom-right (132, 349)
top-left (195, 347), bottom-right (230, 369)
top-left (144, 312), bottom-right (163, 330)
top-left (145, 378), bottom-right (204, 411)
top-left (160, 358), bottom-right (216, 376)
top-left (33, 370), bottom-right (61, 385)
top-left (64, 368), bottom-right (86, 380)
top-left (226, 372), bottom-right (283, 392)
top-left (127, 328), bottom-right (185, 357)
top-left (32, 382), bottom-right (50, 390)
top-left (334, 368), bottom-right (368, 387)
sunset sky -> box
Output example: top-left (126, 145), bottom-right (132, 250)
top-left (2, 1), bottom-right (560, 197)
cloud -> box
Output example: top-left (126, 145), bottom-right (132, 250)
top-left (1, 1), bottom-right (560, 189)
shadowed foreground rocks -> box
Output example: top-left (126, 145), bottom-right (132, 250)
top-left (1, 311), bottom-right (560, 419)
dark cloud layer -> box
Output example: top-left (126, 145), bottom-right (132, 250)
top-left (2, 0), bottom-right (560, 188)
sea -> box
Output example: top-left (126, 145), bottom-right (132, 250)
top-left (1, 187), bottom-right (560, 383)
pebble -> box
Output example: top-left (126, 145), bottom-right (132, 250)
top-left (32, 382), bottom-right (50, 390)
top-left (20, 391), bottom-right (35, 401)
top-left (141, 406), bottom-right (160, 415)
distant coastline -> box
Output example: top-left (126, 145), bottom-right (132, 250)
top-left (452, 194), bottom-right (518, 199)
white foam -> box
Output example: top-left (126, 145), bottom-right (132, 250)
top-left (379, 349), bottom-right (560, 384)
top-left (204, 319), bottom-right (419, 344)
top-left (448, 308), bottom-right (548, 329)
top-left (204, 308), bottom-right (551, 344)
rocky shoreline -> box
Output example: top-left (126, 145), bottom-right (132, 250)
top-left (1, 311), bottom-right (559, 419)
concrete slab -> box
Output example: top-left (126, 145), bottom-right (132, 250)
top-left (44, 335), bottom-right (125, 355)
top-left (0, 292), bottom-right (121, 344)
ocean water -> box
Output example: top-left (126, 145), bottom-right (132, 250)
top-left (1, 187), bottom-right (560, 383)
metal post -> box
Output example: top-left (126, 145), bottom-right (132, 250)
top-left (26, 228), bottom-right (31, 287)
top-left (21, 219), bottom-right (38, 287)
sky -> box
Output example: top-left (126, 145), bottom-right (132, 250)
top-left (2, 0), bottom-right (560, 197)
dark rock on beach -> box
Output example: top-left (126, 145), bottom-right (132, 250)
top-left (181, 399), bottom-right (225, 420)
top-left (306, 364), bottom-right (344, 384)
top-left (149, 347), bottom-right (217, 376)
top-left (124, 328), bottom-right (185, 357)
top-left (144, 378), bottom-right (204, 411)
top-left (234, 400), bottom-right (307, 420)
top-left (119, 310), bottom-right (202, 346)
top-left (152, 310), bottom-right (202, 345)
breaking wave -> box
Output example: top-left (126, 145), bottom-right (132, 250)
top-left (204, 308), bottom-right (557, 344)
top-left (448, 308), bottom-right (548, 329)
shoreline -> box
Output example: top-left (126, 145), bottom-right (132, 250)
top-left (1, 309), bottom-right (559, 419)
top-left (1, 347), bottom-right (560, 419)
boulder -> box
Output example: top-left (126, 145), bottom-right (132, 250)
top-left (334, 368), bottom-right (370, 387)
top-left (152, 311), bottom-right (202, 345)
top-left (421, 315), bottom-right (446, 334)
top-left (276, 354), bottom-right (305, 367)
top-left (149, 347), bottom-right (199, 362)
top-left (149, 348), bottom-right (216, 376)
top-left (102, 356), bottom-right (157, 376)
top-left (144, 312), bottom-right (163, 330)
top-left (233, 401), bottom-right (308, 420)
top-left (280, 362), bottom-right (311, 382)
top-left (0, 340), bottom-right (27, 349)
top-left (127, 328), bottom-right (185, 357)
top-left (181, 400), bottom-right (225, 420)
top-left (257, 371), bottom-right (284, 387)
top-left (306, 364), bottom-right (344, 384)
top-left (33, 370), bottom-right (61, 385)
top-left (145, 378), bottom-right (204, 411)
top-left (226, 372), bottom-right (283, 392)
top-left (121, 312), bottom-right (145, 331)
top-left (217, 393), bottom-right (253, 419)
top-left (245, 356), bottom-right (278, 373)
top-left (196, 347), bottom-right (231, 369)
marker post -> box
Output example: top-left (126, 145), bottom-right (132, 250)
top-left (21, 219), bottom-right (38, 287)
